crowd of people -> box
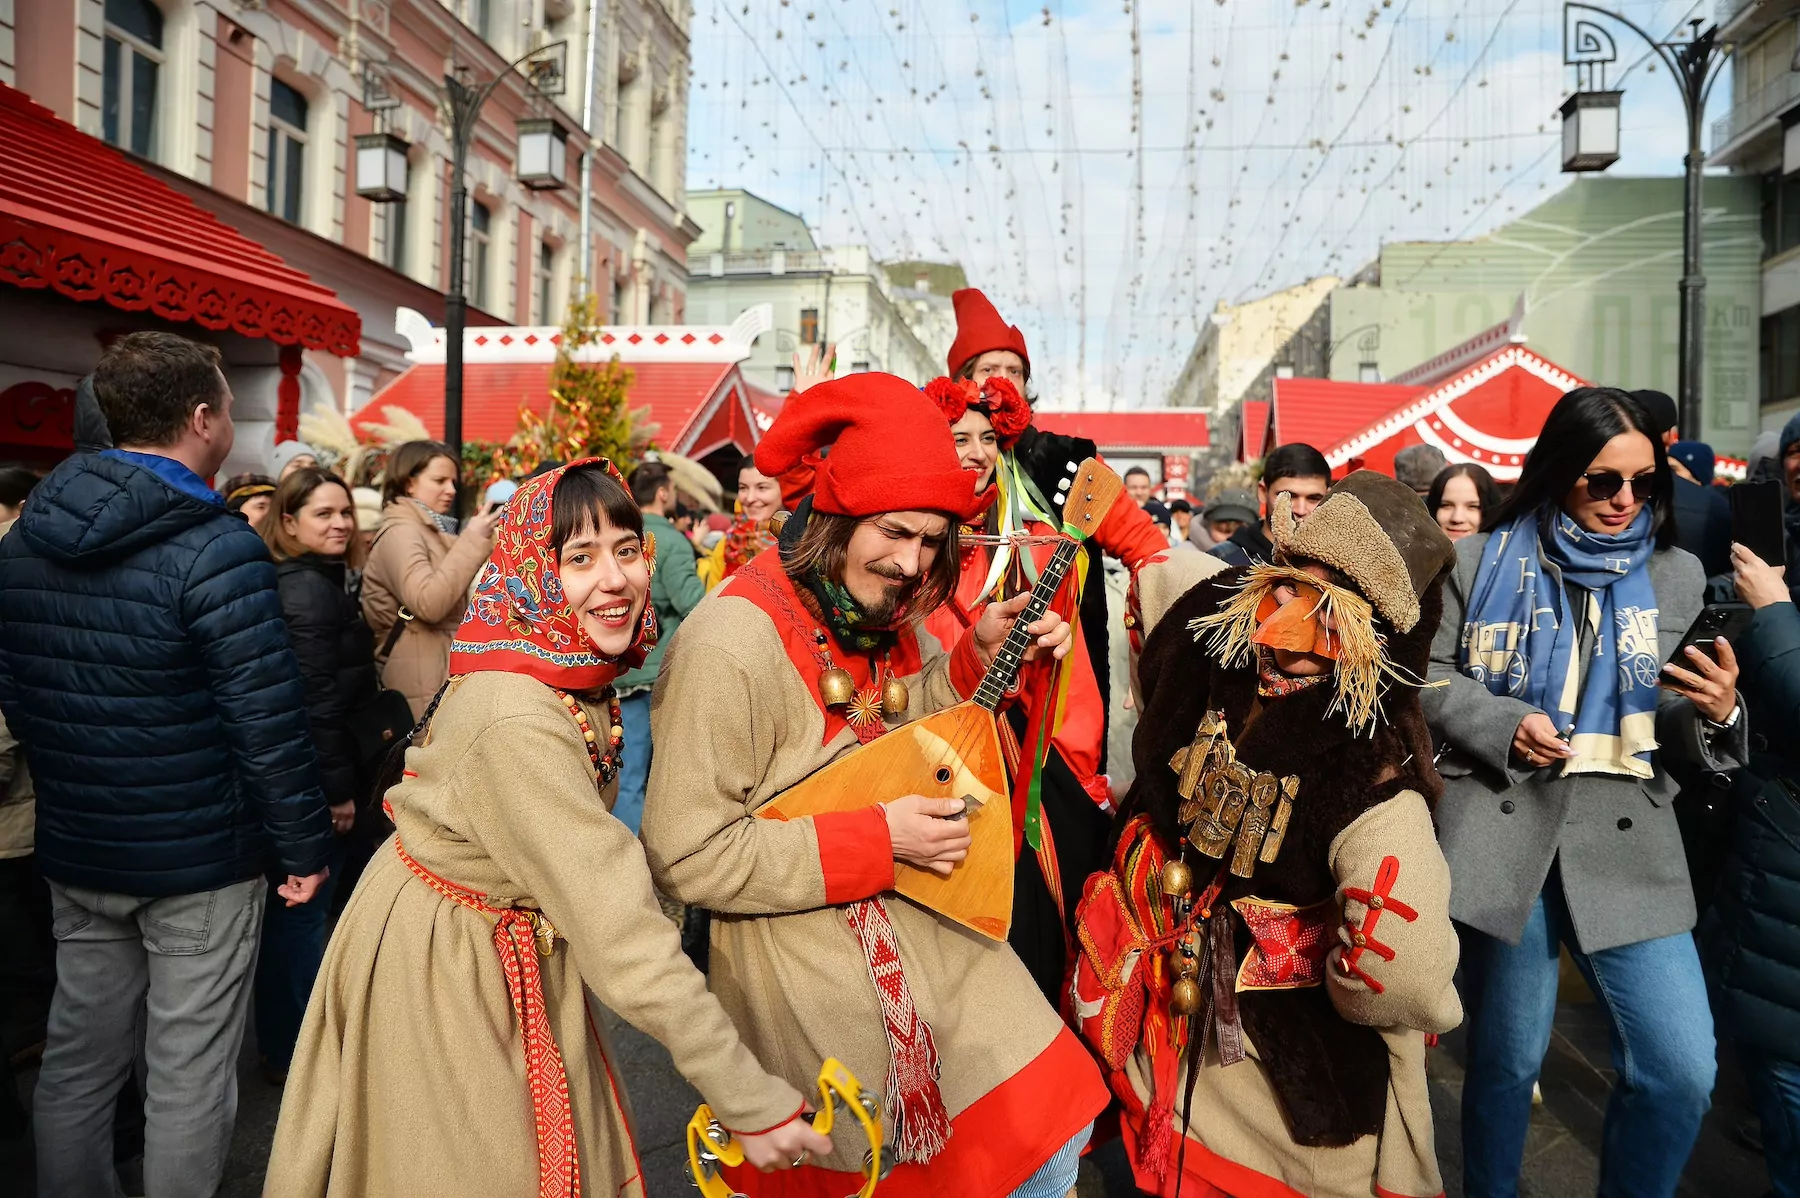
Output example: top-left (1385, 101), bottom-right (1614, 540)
top-left (0, 296), bottom-right (1793, 1198)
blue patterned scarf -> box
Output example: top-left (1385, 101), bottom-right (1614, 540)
top-left (1461, 508), bottom-right (1661, 778)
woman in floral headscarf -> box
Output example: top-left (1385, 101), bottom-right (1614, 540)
top-left (267, 460), bottom-right (828, 1198)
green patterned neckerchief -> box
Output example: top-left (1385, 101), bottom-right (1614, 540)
top-left (810, 573), bottom-right (894, 653)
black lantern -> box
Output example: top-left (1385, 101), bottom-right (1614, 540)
top-left (516, 118), bottom-right (568, 190)
top-left (353, 131), bottom-right (410, 202)
top-left (1559, 90), bottom-right (1622, 173)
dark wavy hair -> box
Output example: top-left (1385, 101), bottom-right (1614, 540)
top-left (1484, 386), bottom-right (1676, 549)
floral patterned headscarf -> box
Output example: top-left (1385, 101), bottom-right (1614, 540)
top-left (449, 458), bottom-right (657, 691)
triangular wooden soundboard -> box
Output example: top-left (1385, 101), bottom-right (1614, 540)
top-left (756, 701), bottom-right (1013, 940)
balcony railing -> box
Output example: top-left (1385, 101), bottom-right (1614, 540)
top-left (1712, 68), bottom-right (1800, 154)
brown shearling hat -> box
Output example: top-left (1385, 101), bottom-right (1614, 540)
top-left (1270, 469), bottom-right (1455, 633)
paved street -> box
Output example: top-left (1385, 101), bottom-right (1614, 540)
top-left (5, 967), bottom-right (1772, 1198)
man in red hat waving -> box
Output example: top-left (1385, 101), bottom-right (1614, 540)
top-left (641, 373), bottom-right (1109, 1198)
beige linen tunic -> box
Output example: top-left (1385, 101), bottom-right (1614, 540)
top-left (361, 500), bottom-right (493, 717)
top-left (266, 671), bottom-right (801, 1198)
top-left (1120, 792), bottom-right (1461, 1198)
top-left (641, 583), bottom-right (1105, 1192)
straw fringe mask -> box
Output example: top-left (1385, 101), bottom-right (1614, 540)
top-left (1188, 562), bottom-right (1430, 735)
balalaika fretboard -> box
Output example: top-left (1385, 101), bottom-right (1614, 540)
top-left (971, 536), bottom-right (1082, 712)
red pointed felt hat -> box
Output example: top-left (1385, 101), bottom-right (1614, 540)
top-left (947, 288), bottom-right (1031, 379)
top-left (755, 373), bottom-right (982, 521)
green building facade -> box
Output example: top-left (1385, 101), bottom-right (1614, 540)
top-left (1325, 176), bottom-right (1765, 454)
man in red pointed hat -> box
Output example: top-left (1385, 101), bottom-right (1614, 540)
top-left (640, 372), bottom-right (1109, 1198)
top-left (942, 288), bottom-right (1175, 1006)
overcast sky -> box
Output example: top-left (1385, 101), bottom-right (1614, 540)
top-left (688, 0), bottom-right (1729, 410)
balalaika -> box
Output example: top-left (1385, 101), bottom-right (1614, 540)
top-left (756, 459), bottom-right (1125, 940)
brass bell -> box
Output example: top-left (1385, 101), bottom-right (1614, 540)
top-left (881, 677), bottom-right (910, 717)
top-left (1160, 858), bottom-right (1194, 900)
top-left (819, 666), bottom-right (856, 707)
top-left (1169, 976), bottom-right (1203, 1018)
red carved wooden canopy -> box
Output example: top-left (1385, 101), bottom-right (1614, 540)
top-left (0, 83), bottom-right (360, 357)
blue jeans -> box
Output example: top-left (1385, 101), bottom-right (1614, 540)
top-left (1745, 1048), bottom-right (1800, 1198)
top-left (615, 691), bottom-right (652, 836)
top-left (1010, 1123), bottom-right (1091, 1198)
top-left (1458, 868), bottom-right (1715, 1198)
top-left (253, 850), bottom-right (342, 1071)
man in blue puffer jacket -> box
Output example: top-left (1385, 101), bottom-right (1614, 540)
top-left (0, 331), bottom-right (333, 1198)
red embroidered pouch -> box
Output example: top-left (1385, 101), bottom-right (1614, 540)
top-left (1071, 870), bottom-right (1149, 1070)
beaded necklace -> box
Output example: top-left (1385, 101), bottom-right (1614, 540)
top-left (555, 686), bottom-right (625, 788)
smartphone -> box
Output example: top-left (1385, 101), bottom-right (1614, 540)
top-left (1730, 479), bottom-right (1785, 569)
top-left (1668, 601), bottom-right (1753, 666)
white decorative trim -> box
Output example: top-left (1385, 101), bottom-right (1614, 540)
top-left (388, 305), bottom-right (765, 366)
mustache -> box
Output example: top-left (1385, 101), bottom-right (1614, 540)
top-left (865, 563), bottom-right (916, 584)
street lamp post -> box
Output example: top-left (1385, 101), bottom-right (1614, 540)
top-left (1561, 5), bottom-right (1730, 438)
top-left (439, 43), bottom-right (567, 467)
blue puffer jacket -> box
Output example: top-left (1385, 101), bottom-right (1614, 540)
top-left (1705, 599), bottom-right (1800, 1063)
top-left (0, 452), bottom-right (333, 896)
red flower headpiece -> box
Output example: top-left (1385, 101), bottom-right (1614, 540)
top-left (922, 375), bottom-right (1030, 450)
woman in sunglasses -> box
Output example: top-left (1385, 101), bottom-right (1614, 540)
top-left (1422, 386), bottom-right (1747, 1198)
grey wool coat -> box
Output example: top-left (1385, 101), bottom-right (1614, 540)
top-left (1423, 531), bottom-right (1748, 954)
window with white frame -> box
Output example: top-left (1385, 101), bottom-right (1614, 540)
top-left (266, 79), bottom-right (309, 224)
top-left (470, 200), bottom-right (493, 309)
top-left (537, 241), bottom-right (556, 323)
top-left (469, 0), bottom-right (493, 40)
top-left (102, 0), bottom-right (164, 159)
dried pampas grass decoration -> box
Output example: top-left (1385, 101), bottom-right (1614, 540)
top-left (1188, 562), bottom-right (1424, 735)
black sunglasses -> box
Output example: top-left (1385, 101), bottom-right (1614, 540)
top-left (1581, 470), bottom-right (1658, 502)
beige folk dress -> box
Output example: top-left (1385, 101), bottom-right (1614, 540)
top-left (268, 463), bottom-right (804, 1198)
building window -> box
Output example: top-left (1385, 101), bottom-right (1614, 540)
top-left (386, 198), bottom-right (408, 272)
top-left (1767, 173), bottom-right (1800, 261)
top-left (851, 360), bottom-right (870, 373)
top-left (469, 200), bottom-right (492, 309)
top-left (611, 274), bottom-right (626, 323)
top-left (776, 365), bottom-right (796, 394)
top-left (469, 0), bottom-right (492, 39)
top-left (799, 307), bottom-right (819, 345)
top-left (536, 241), bottom-right (555, 323)
top-left (102, 0), bottom-right (163, 159)
top-left (1763, 305), bottom-right (1800, 406)
top-left (265, 79), bottom-right (309, 223)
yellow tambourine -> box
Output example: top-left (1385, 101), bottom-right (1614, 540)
top-left (686, 1056), bottom-right (893, 1198)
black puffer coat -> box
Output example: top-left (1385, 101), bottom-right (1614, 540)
top-left (0, 452), bottom-right (331, 896)
top-left (275, 555), bottom-right (378, 811)
top-left (1705, 599), bottom-right (1800, 1063)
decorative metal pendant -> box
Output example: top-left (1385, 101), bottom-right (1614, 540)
top-left (1169, 976), bottom-right (1203, 1017)
top-left (881, 676), bottom-right (909, 717)
top-left (1170, 709), bottom-right (1299, 878)
top-left (1160, 857), bottom-right (1194, 900)
top-left (819, 666), bottom-right (857, 708)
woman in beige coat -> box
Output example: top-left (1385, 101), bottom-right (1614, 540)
top-left (361, 440), bottom-right (501, 717)
top-left (267, 460), bottom-right (828, 1197)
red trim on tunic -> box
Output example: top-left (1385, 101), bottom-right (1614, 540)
top-left (719, 1028), bottom-right (1108, 1198)
top-left (723, 1100), bottom-right (810, 1139)
top-left (1374, 1186), bottom-right (1446, 1198)
top-left (1116, 1098), bottom-right (1306, 1198)
top-left (584, 1001), bottom-right (646, 1194)
top-left (722, 549), bottom-right (924, 746)
top-left (814, 806), bottom-right (896, 905)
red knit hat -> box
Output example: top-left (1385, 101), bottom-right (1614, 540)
top-left (947, 288), bottom-right (1031, 379)
top-left (755, 373), bottom-right (982, 521)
